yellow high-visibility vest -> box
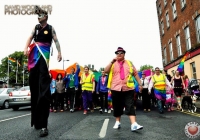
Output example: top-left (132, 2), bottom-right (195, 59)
top-left (152, 74), bottom-right (166, 88)
top-left (81, 73), bottom-right (94, 91)
top-left (107, 60), bottom-right (135, 89)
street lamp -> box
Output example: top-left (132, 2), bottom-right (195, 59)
top-left (63, 59), bottom-right (69, 70)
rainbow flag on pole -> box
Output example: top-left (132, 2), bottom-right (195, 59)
top-left (8, 58), bottom-right (16, 63)
top-left (177, 52), bottom-right (189, 75)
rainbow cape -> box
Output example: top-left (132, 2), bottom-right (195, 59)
top-left (132, 76), bottom-right (139, 92)
top-left (108, 91), bottom-right (112, 109)
top-left (154, 83), bottom-right (166, 100)
top-left (28, 42), bottom-right (50, 70)
top-left (177, 52), bottom-right (189, 74)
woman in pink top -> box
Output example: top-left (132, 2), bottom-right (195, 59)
top-left (104, 47), bottom-right (143, 132)
top-left (183, 75), bottom-right (189, 96)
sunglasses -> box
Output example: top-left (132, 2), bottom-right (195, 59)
top-left (116, 52), bottom-right (124, 55)
top-left (155, 70), bottom-right (160, 71)
top-left (38, 14), bottom-right (46, 19)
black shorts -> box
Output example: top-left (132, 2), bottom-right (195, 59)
top-left (174, 88), bottom-right (183, 97)
top-left (111, 90), bottom-right (135, 117)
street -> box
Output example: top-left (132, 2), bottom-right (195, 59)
top-left (0, 102), bottom-right (200, 140)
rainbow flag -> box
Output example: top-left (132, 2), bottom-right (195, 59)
top-left (154, 83), bottom-right (166, 100)
top-left (8, 57), bottom-right (16, 63)
top-left (177, 52), bottom-right (189, 74)
top-left (133, 76), bottom-right (139, 92)
top-left (28, 42), bottom-right (50, 70)
top-left (108, 91), bottom-right (112, 109)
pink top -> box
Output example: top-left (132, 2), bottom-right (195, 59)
top-left (110, 60), bottom-right (138, 91)
top-left (184, 79), bottom-right (189, 88)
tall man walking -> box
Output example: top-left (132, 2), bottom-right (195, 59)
top-left (104, 47), bottom-right (143, 131)
top-left (24, 7), bottom-right (62, 137)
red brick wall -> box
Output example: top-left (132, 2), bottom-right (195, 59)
top-left (156, 0), bottom-right (200, 68)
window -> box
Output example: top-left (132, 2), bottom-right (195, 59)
top-left (196, 16), bottom-right (200, 43)
top-left (176, 35), bottom-right (182, 56)
top-left (169, 42), bottom-right (174, 61)
top-left (166, 12), bottom-right (170, 27)
top-left (180, 0), bottom-right (186, 8)
top-left (191, 62), bottom-right (197, 79)
top-left (172, 2), bottom-right (177, 19)
top-left (184, 26), bottom-right (191, 50)
top-left (164, 0), bottom-right (167, 6)
top-left (161, 21), bottom-right (164, 35)
top-left (163, 47), bottom-right (167, 64)
top-left (158, 4), bottom-right (162, 15)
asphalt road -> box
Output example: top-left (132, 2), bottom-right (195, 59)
top-left (0, 103), bottom-right (200, 140)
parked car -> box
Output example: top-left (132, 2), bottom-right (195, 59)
top-left (8, 86), bottom-right (31, 111)
top-left (0, 88), bottom-right (15, 109)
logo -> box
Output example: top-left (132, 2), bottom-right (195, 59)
top-left (44, 30), bottom-right (48, 34)
top-left (185, 122), bottom-right (200, 139)
top-left (4, 5), bottom-right (52, 15)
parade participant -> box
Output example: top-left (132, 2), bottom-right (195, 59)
top-left (171, 70), bottom-right (185, 111)
top-left (148, 67), bottom-right (172, 114)
top-left (96, 70), bottom-right (109, 113)
top-left (54, 73), bottom-right (65, 112)
top-left (80, 66), bottom-right (95, 115)
top-left (24, 6), bottom-right (62, 137)
top-left (140, 71), bottom-right (152, 112)
top-left (104, 47), bottom-right (143, 131)
top-left (49, 72), bottom-right (56, 112)
top-left (63, 63), bottom-right (80, 113)
top-left (183, 75), bottom-right (189, 96)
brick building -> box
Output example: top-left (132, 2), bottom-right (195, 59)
top-left (156, 0), bottom-right (200, 79)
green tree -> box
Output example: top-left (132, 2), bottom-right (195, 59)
top-left (139, 65), bottom-right (153, 72)
top-left (0, 51), bottom-right (29, 87)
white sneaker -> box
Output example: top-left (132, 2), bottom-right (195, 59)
top-left (113, 121), bottom-right (121, 129)
top-left (108, 110), bottom-right (111, 113)
top-left (104, 109), bottom-right (107, 113)
top-left (70, 109), bottom-right (74, 113)
top-left (131, 122), bottom-right (143, 131)
top-left (99, 109), bottom-right (103, 114)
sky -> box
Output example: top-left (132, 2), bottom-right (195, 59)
top-left (0, 0), bottom-right (163, 71)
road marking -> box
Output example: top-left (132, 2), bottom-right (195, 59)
top-left (99, 118), bottom-right (109, 138)
top-left (176, 110), bottom-right (200, 117)
top-left (0, 113), bottom-right (31, 123)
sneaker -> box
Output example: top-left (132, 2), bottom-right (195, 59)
top-left (131, 123), bottom-right (143, 131)
top-left (99, 109), bottom-right (103, 114)
top-left (39, 128), bottom-right (48, 137)
top-left (70, 109), bottom-right (74, 113)
top-left (104, 109), bottom-right (107, 113)
top-left (90, 109), bottom-right (94, 113)
top-left (147, 109), bottom-right (151, 112)
top-left (83, 110), bottom-right (87, 115)
top-left (111, 108), bottom-right (113, 111)
top-left (108, 110), bottom-right (111, 113)
top-left (113, 121), bottom-right (121, 129)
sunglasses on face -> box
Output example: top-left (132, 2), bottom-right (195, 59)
top-left (116, 52), bottom-right (124, 55)
top-left (38, 14), bottom-right (45, 19)
top-left (155, 70), bottom-right (160, 71)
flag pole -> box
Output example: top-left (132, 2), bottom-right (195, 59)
top-left (7, 56), bottom-right (9, 87)
top-left (16, 60), bottom-right (18, 83)
top-left (23, 62), bottom-right (24, 87)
